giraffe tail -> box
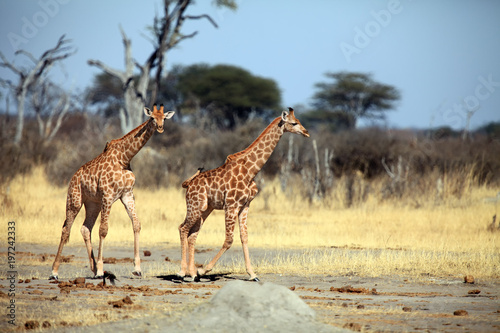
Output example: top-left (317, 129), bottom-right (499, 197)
top-left (181, 168), bottom-right (203, 188)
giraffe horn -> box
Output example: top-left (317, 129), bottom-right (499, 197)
top-left (153, 104), bottom-right (158, 112)
top-left (160, 104), bottom-right (164, 113)
top-left (288, 107), bottom-right (294, 115)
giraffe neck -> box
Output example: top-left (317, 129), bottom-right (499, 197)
top-left (229, 117), bottom-right (284, 177)
top-left (114, 118), bottom-right (156, 166)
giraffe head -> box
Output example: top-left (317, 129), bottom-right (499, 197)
top-left (144, 104), bottom-right (175, 133)
top-left (280, 107), bottom-right (310, 137)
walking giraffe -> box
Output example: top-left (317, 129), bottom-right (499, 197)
top-left (178, 108), bottom-right (309, 281)
top-left (49, 105), bottom-right (174, 280)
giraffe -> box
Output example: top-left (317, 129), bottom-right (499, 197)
top-left (49, 105), bottom-right (175, 280)
top-left (178, 107), bottom-right (309, 281)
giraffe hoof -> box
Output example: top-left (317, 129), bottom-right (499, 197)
top-left (95, 274), bottom-right (104, 279)
top-left (250, 277), bottom-right (260, 282)
top-left (49, 275), bottom-right (58, 281)
top-left (183, 276), bottom-right (195, 283)
top-left (132, 271), bottom-right (142, 277)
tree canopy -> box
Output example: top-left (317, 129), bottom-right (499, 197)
top-left (312, 72), bottom-right (400, 128)
top-left (176, 64), bottom-right (281, 128)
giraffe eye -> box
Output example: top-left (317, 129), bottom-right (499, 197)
top-left (291, 122), bottom-right (298, 126)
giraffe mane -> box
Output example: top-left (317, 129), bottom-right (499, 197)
top-left (134, 118), bottom-right (153, 138)
top-left (224, 116), bottom-right (282, 163)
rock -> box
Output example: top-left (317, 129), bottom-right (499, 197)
top-left (123, 296), bottom-right (133, 304)
top-left (402, 307), bottom-right (412, 312)
top-left (343, 322), bottom-right (363, 331)
top-left (464, 275), bottom-right (475, 284)
top-left (25, 321), bottom-right (40, 329)
top-left (73, 277), bottom-right (85, 285)
top-left (468, 289), bottom-right (481, 295)
top-left (454, 310), bottom-right (468, 316)
top-left (165, 280), bottom-right (347, 332)
top-left (143, 250), bottom-right (152, 256)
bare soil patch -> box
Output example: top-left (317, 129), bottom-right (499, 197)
top-left (1, 244), bottom-right (499, 332)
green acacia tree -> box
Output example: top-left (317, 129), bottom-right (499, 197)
top-left (312, 72), bottom-right (400, 128)
top-left (177, 64), bottom-right (281, 129)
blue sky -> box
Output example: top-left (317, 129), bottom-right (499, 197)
top-left (1, 0), bottom-right (499, 130)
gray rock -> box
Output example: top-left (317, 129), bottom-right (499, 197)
top-left (153, 280), bottom-right (348, 333)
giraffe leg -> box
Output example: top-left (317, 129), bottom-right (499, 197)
top-left (80, 201), bottom-right (100, 276)
top-left (95, 199), bottom-right (112, 278)
top-left (178, 215), bottom-right (191, 278)
top-left (186, 218), bottom-right (202, 279)
top-left (187, 208), bottom-right (213, 278)
top-left (178, 207), bottom-right (213, 279)
top-left (238, 204), bottom-right (258, 281)
top-left (199, 207), bottom-right (237, 276)
top-left (50, 192), bottom-right (82, 280)
top-left (121, 191), bottom-right (142, 277)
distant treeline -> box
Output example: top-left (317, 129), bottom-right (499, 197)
top-left (1, 114), bottom-right (498, 204)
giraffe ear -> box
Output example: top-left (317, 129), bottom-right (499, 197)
top-left (281, 110), bottom-right (289, 121)
top-left (164, 111), bottom-right (175, 119)
top-left (144, 107), bottom-right (152, 117)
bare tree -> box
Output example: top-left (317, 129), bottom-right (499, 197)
top-left (30, 80), bottom-right (71, 142)
top-left (88, 0), bottom-right (236, 134)
top-left (0, 35), bottom-right (75, 144)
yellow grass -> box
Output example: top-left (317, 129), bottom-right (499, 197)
top-left (1, 167), bottom-right (499, 280)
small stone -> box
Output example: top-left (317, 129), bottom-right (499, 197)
top-left (402, 307), bottom-right (412, 312)
top-left (42, 321), bottom-right (51, 328)
top-left (357, 304), bottom-right (365, 309)
top-left (343, 322), bottom-right (362, 331)
top-left (464, 275), bottom-right (475, 284)
top-left (122, 296), bottom-right (133, 304)
top-left (73, 277), bottom-right (85, 285)
top-left (454, 310), bottom-right (468, 316)
top-left (25, 321), bottom-right (40, 329)
top-left (468, 289), bottom-right (481, 295)
top-left (143, 250), bottom-right (152, 256)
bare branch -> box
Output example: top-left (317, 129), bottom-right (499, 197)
top-left (0, 52), bottom-right (22, 76)
top-left (87, 59), bottom-right (127, 83)
top-left (381, 157), bottom-right (395, 179)
top-left (14, 49), bottom-right (38, 64)
top-left (169, 31), bottom-right (198, 48)
top-left (184, 14), bottom-right (218, 28)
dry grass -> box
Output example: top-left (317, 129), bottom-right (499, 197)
top-left (1, 167), bottom-right (499, 280)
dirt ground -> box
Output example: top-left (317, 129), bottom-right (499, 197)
top-left (1, 244), bottom-right (499, 332)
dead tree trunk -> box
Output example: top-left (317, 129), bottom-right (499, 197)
top-left (87, 0), bottom-right (223, 134)
top-left (0, 35), bottom-right (74, 145)
top-left (312, 139), bottom-right (322, 200)
top-left (31, 81), bottom-right (71, 142)
top-left (280, 134), bottom-right (294, 192)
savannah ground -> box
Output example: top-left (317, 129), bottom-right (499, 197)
top-left (1, 168), bottom-right (499, 332)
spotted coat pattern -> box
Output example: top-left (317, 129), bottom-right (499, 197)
top-left (50, 105), bottom-right (174, 279)
top-left (178, 108), bottom-right (309, 280)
